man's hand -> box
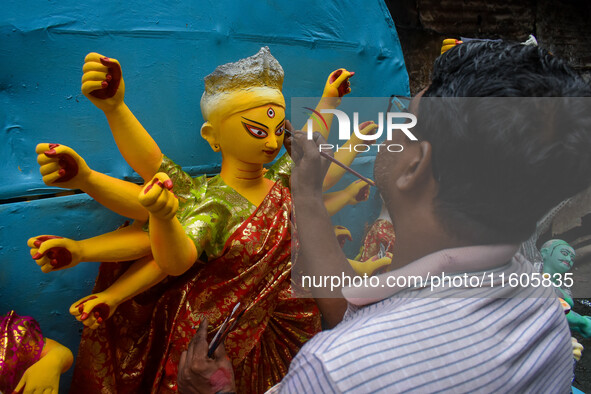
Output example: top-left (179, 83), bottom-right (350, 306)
top-left (178, 318), bottom-right (236, 394)
top-left (81, 52), bottom-right (125, 112)
top-left (282, 120), bottom-right (294, 157)
top-left (28, 235), bottom-right (82, 273)
top-left (290, 131), bottom-right (333, 199)
top-left (138, 173), bottom-right (178, 220)
top-left (69, 293), bottom-right (117, 330)
top-left (36, 143), bottom-right (92, 190)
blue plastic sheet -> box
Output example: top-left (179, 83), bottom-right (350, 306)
top-left (1, 1), bottom-right (408, 390)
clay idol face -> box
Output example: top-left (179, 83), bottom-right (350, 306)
top-left (218, 104), bottom-right (286, 164)
top-left (542, 240), bottom-right (575, 274)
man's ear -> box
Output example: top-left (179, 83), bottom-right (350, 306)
top-left (201, 122), bottom-right (220, 152)
top-left (395, 141), bottom-right (433, 191)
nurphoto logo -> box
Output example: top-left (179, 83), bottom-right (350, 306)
top-left (303, 107), bottom-right (418, 153)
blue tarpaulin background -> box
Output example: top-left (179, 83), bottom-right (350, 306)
top-left (1, 1), bottom-right (408, 390)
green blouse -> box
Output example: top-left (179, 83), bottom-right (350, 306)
top-left (159, 153), bottom-right (292, 261)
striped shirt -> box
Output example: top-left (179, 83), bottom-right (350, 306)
top-left (277, 245), bottom-right (572, 393)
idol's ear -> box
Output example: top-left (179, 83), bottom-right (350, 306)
top-left (540, 247), bottom-right (550, 261)
top-left (201, 122), bottom-right (220, 152)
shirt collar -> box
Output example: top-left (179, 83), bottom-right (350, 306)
top-left (342, 244), bottom-right (519, 306)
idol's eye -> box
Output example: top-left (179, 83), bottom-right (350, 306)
top-left (275, 125), bottom-right (284, 136)
top-left (243, 123), bottom-right (268, 139)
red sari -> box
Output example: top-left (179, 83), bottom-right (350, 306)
top-left (0, 311), bottom-right (45, 393)
top-left (70, 175), bottom-right (320, 393)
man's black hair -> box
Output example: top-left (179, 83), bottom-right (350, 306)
top-left (418, 40), bottom-right (591, 243)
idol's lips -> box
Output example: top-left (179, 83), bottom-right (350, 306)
top-left (263, 149), bottom-right (277, 155)
top-left (560, 260), bottom-right (572, 268)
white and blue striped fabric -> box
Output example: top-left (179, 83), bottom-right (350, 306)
top-left (276, 246), bottom-right (573, 393)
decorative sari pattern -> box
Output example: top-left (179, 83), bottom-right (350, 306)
top-left (70, 154), bottom-right (320, 393)
top-left (358, 219), bottom-right (396, 262)
top-left (0, 311), bottom-right (44, 393)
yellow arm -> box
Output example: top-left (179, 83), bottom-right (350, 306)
top-left (323, 179), bottom-right (371, 216)
top-left (302, 68), bottom-right (355, 140)
top-left (29, 221), bottom-right (151, 273)
top-left (13, 338), bottom-right (73, 394)
top-left (70, 255), bottom-right (167, 329)
top-left (323, 121), bottom-right (378, 191)
top-left (103, 103), bottom-right (163, 181)
top-left (36, 143), bottom-right (148, 221)
top-left (348, 252), bottom-right (393, 276)
top-left (139, 173), bottom-right (198, 276)
top-left (77, 221), bottom-right (151, 261)
top-left (82, 52), bottom-right (163, 181)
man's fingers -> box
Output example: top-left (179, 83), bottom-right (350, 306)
top-left (179, 350), bottom-right (187, 371)
top-left (292, 130), bottom-right (326, 160)
top-left (213, 339), bottom-right (229, 359)
top-left (289, 131), bottom-right (308, 163)
top-left (311, 132), bottom-right (331, 160)
top-left (188, 317), bottom-right (209, 362)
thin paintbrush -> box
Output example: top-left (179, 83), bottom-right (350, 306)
top-left (207, 302), bottom-right (241, 358)
top-left (284, 129), bottom-right (376, 187)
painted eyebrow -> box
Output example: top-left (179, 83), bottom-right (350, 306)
top-left (275, 118), bottom-right (286, 130)
top-left (241, 117), bottom-right (268, 129)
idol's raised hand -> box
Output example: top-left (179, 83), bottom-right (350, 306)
top-left (343, 179), bottom-right (371, 205)
top-left (28, 235), bottom-right (82, 273)
top-left (139, 173), bottom-right (178, 220)
top-left (81, 52), bottom-right (125, 112)
top-left (36, 143), bottom-right (91, 190)
top-left (323, 68), bottom-right (355, 98)
top-left (70, 293), bottom-right (117, 330)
